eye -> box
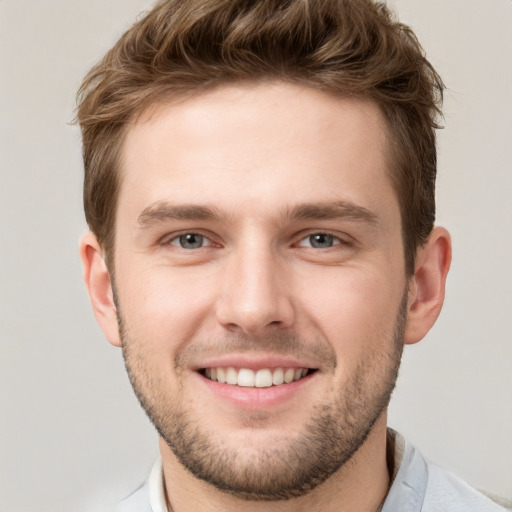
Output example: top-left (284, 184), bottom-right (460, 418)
top-left (297, 233), bottom-right (342, 249)
top-left (170, 233), bottom-right (212, 249)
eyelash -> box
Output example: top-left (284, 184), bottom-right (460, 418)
top-left (295, 232), bottom-right (352, 249)
top-left (162, 231), bottom-right (352, 250)
top-left (164, 232), bottom-right (217, 249)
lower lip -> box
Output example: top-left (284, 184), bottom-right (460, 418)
top-left (196, 372), bottom-right (316, 410)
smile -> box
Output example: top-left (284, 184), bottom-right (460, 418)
top-left (201, 367), bottom-right (315, 388)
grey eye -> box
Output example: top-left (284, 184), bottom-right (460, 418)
top-left (176, 233), bottom-right (205, 249)
top-left (308, 233), bottom-right (335, 248)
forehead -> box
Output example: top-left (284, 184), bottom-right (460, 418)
top-left (118, 82), bottom-right (398, 223)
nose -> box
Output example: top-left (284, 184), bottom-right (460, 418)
top-left (215, 244), bottom-right (295, 337)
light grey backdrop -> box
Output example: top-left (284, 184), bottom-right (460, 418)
top-left (1, 1), bottom-right (510, 511)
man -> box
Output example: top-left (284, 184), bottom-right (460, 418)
top-left (76, 1), bottom-right (509, 511)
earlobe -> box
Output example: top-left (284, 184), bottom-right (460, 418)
top-left (404, 227), bottom-right (452, 345)
top-left (80, 232), bottom-right (121, 347)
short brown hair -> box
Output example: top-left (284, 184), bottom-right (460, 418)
top-left (76, 0), bottom-right (443, 274)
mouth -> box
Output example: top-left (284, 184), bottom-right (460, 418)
top-left (200, 367), bottom-right (317, 388)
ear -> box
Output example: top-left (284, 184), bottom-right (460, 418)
top-left (404, 227), bottom-right (452, 345)
top-left (80, 232), bottom-right (121, 347)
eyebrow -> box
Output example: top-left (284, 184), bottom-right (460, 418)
top-left (286, 201), bottom-right (379, 225)
top-left (137, 202), bottom-right (224, 227)
top-left (137, 200), bottom-right (379, 228)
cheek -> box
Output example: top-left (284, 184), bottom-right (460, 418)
top-left (116, 262), bottom-right (219, 348)
top-left (296, 266), bottom-right (404, 359)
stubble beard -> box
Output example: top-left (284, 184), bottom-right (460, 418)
top-left (119, 294), bottom-right (406, 501)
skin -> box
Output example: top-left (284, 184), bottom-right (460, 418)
top-left (81, 82), bottom-right (451, 512)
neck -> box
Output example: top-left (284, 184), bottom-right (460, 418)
top-left (159, 414), bottom-right (390, 512)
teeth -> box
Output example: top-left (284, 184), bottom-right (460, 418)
top-left (226, 367), bottom-right (237, 385)
top-left (203, 367), bottom-right (311, 388)
top-left (255, 369), bottom-right (272, 388)
top-left (272, 368), bottom-right (284, 385)
top-left (238, 368), bottom-right (255, 387)
top-left (284, 368), bottom-right (295, 383)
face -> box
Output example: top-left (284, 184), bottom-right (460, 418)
top-left (113, 83), bottom-right (408, 499)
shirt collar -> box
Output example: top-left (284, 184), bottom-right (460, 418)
top-left (148, 457), bottom-right (168, 512)
top-left (381, 428), bottom-right (428, 512)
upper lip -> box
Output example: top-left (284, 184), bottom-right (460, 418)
top-left (192, 354), bottom-right (318, 371)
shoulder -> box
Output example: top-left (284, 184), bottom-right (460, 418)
top-left (83, 481), bottom-right (151, 512)
top-left (383, 430), bottom-right (511, 512)
top-left (111, 458), bottom-right (166, 512)
top-left (424, 461), bottom-right (512, 512)
top-left (111, 481), bottom-right (152, 512)
top-left (90, 458), bottom-right (163, 512)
